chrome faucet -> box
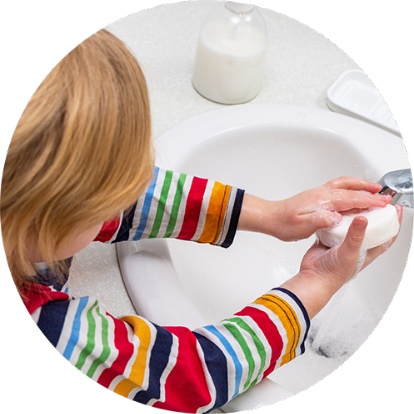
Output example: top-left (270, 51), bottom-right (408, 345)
top-left (378, 168), bottom-right (413, 208)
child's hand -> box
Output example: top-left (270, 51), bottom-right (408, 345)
top-left (239, 177), bottom-right (392, 242)
top-left (281, 204), bottom-right (403, 319)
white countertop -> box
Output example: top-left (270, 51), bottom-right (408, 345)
top-left (68, 1), bottom-right (358, 316)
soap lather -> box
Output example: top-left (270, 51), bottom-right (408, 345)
top-left (192, 1), bottom-right (267, 105)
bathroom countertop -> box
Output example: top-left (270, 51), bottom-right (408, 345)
top-left (68, 1), bottom-right (358, 316)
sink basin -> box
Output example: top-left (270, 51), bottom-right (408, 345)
top-left (116, 103), bottom-right (412, 411)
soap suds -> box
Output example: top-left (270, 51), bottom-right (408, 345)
top-left (312, 206), bottom-right (343, 229)
top-left (309, 279), bottom-right (382, 361)
top-left (309, 238), bottom-right (371, 360)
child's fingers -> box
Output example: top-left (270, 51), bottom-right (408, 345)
top-left (329, 190), bottom-right (391, 212)
top-left (310, 209), bottom-right (342, 229)
top-left (325, 176), bottom-right (382, 193)
top-left (338, 216), bottom-right (368, 256)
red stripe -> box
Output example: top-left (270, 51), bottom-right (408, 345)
top-left (177, 177), bottom-right (208, 241)
top-left (22, 283), bottom-right (69, 314)
top-left (96, 314), bottom-right (135, 388)
top-left (236, 306), bottom-right (283, 377)
top-left (94, 216), bottom-right (121, 242)
top-left (153, 326), bottom-right (212, 412)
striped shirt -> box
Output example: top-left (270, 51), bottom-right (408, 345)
top-left (23, 168), bottom-right (310, 413)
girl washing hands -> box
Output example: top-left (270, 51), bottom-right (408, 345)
top-left (1, 29), bottom-right (402, 413)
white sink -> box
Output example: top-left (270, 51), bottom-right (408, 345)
top-left (116, 104), bottom-right (412, 411)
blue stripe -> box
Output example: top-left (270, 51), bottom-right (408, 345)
top-left (63, 296), bottom-right (89, 360)
top-left (204, 325), bottom-right (242, 398)
top-left (133, 166), bottom-right (160, 241)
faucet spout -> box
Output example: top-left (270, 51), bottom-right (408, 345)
top-left (378, 168), bottom-right (413, 208)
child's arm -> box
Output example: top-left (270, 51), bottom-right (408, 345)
top-left (238, 176), bottom-right (391, 242)
top-left (27, 210), bottom-right (400, 411)
top-left (97, 167), bottom-right (244, 248)
top-left (96, 169), bottom-right (390, 248)
top-left (25, 276), bottom-right (309, 412)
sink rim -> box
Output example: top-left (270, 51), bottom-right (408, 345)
top-left (155, 103), bottom-right (409, 176)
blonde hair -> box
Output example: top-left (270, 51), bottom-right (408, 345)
top-left (1, 29), bottom-right (154, 291)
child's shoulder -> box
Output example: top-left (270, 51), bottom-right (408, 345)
top-left (22, 282), bottom-right (71, 315)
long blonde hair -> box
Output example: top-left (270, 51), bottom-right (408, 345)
top-left (1, 29), bottom-right (154, 291)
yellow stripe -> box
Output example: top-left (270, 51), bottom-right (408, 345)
top-left (198, 182), bottom-right (231, 244)
top-left (114, 316), bottom-right (152, 397)
top-left (254, 294), bottom-right (301, 365)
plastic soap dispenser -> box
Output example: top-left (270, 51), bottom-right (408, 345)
top-left (192, 1), bottom-right (267, 105)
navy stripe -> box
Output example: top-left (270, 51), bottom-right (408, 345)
top-left (194, 332), bottom-right (229, 411)
top-left (221, 189), bottom-right (245, 248)
top-left (133, 324), bottom-right (173, 404)
top-left (112, 203), bottom-right (137, 243)
top-left (37, 300), bottom-right (70, 347)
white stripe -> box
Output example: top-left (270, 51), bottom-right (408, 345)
top-left (31, 308), bottom-right (41, 324)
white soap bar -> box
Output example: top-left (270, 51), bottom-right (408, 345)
top-left (316, 205), bottom-right (399, 249)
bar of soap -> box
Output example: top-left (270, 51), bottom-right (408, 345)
top-left (316, 205), bottom-right (399, 249)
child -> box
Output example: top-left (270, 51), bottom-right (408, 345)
top-left (1, 29), bottom-right (401, 413)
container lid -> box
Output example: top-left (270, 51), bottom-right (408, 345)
top-left (326, 69), bottom-right (400, 136)
top-left (225, 2), bottom-right (254, 14)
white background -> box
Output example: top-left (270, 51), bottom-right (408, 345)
top-left (1, 1), bottom-right (413, 413)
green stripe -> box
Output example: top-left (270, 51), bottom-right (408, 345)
top-left (149, 170), bottom-right (173, 238)
top-left (223, 321), bottom-right (255, 390)
top-left (75, 301), bottom-right (98, 370)
top-left (163, 173), bottom-right (187, 238)
top-left (226, 317), bottom-right (267, 388)
top-left (86, 306), bottom-right (111, 378)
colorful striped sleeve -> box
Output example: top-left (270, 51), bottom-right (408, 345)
top-left (26, 284), bottom-right (309, 413)
top-left (96, 167), bottom-right (245, 248)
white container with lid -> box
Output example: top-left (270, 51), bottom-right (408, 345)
top-left (192, 1), bottom-right (267, 104)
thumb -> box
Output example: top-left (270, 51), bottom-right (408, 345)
top-left (341, 216), bottom-right (368, 252)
